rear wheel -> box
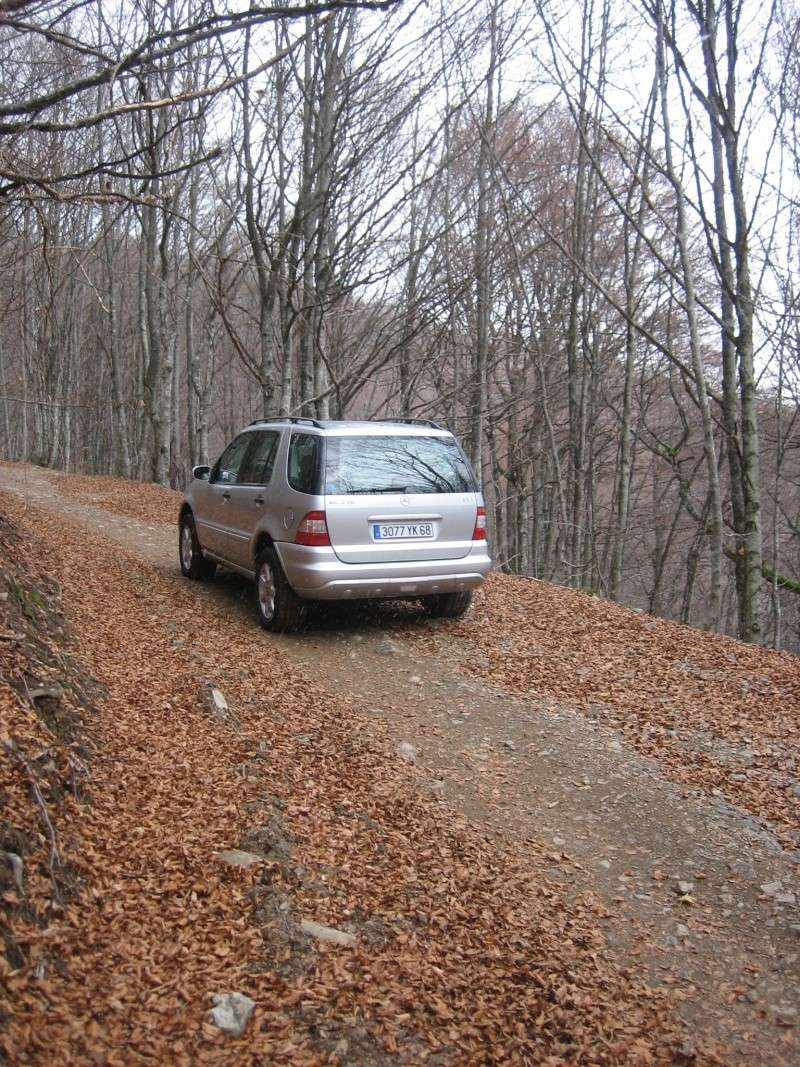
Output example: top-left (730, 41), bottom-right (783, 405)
top-left (420, 591), bottom-right (472, 619)
top-left (179, 514), bottom-right (216, 580)
top-left (255, 547), bottom-right (307, 633)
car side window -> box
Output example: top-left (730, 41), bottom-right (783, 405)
top-left (287, 433), bottom-right (321, 494)
top-left (238, 431), bottom-right (279, 486)
top-left (210, 434), bottom-right (252, 484)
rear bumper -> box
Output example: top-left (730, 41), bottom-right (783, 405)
top-left (274, 542), bottom-right (492, 601)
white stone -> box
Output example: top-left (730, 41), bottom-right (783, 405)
top-left (209, 687), bottom-right (228, 712)
top-left (2, 852), bottom-right (23, 893)
top-left (300, 919), bottom-right (356, 946)
top-left (203, 685), bottom-right (230, 722)
top-left (760, 881), bottom-right (783, 897)
top-left (214, 849), bottom-right (263, 868)
top-left (396, 741), bottom-right (417, 763)
top-left (208, 992), bottom-right (255, 1037)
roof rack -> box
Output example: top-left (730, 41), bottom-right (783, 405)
top-left (248, 416), bottom-right (325, 429)
top-left (374, 417), bottom-right (445, 430)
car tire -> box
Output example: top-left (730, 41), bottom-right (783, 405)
top-left (255, 547), bottom-right (307, 633)
top-left (420, 591), bottom-right (472, 618)
top-left (179, 514), bottom-right (217, 580)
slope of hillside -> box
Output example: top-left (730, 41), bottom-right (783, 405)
top-left (43, 465), bottom-right (800, 847)
top-left (0, 470), bottom-right (708, 1065)
top-left (439, 575), bottom-right (800, 845)
top-left (0, 503), bottom-right (98, 1018)
top-left (3, 463), bottom-right (799, 1064)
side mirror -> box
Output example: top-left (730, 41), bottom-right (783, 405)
top-left (192, 464), bottom-right (211, 481)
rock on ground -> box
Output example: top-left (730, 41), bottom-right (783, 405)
top-left (208, 991), bottom-right (255, 1037)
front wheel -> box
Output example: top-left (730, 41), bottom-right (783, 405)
top-left (420, 591), bottom-right (473, 619)
top-left (255, 548), bottom-right (307, 633)
top-left (179, 515), bottom-right (216, 580)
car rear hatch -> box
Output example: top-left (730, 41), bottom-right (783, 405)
top-left (322, 433), bottom-right (479, 565)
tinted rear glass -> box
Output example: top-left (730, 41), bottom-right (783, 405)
top-left (325, 435), bottom-right (475, 495)
top-left (288, 432), bottom-right (322, 493)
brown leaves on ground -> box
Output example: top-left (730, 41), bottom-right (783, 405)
top-left (43, 468), bottom-right (182, 525)
top-left (0, 507), bottom-right (97, 945)
top-left (435, 575), bottom-right (800, 846)
top-left (33, 468), bottom-right (800, 842)
top-left (0, 483), bottom-right (710, 1065)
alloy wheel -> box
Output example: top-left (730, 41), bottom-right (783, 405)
top-left (180, 523), bottom-right (194, 570)
top-left (258, 561), bottom-right (276, 621)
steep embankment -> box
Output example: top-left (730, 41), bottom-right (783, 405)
top-left (441, 574), bottom-right (800, 846)
top-left (0, 502), bottom-right (99, 981)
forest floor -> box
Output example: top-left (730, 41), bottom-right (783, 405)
top-left (1, 462), bottom-right (799, 1065)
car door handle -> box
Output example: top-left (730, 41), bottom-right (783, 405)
top-left (254, 495), bottom-right (265, 505)
top-left (221, 490), bottom-right (231, 501)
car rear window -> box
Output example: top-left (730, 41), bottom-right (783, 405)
top-left (324, 435), bottom-right (475, 495)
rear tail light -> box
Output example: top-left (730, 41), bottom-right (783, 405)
top-left (472, 505), bottom-right (487, 541)
top-left (295, 510), bottom-right (330, 547)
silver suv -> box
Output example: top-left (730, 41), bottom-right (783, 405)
top-left (179, 418), bottom-right (491, 631)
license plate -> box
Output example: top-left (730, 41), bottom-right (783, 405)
top-left (372, 522), bottom-right (435, 541)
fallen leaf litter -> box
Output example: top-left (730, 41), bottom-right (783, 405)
top-left (0, 483), bottom-right (714, 1063)
top-left (408, 575), bottom-right (800, 847)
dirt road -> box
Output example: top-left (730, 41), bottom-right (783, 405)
top-left (3, 463), bottom-right (800, 1065)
